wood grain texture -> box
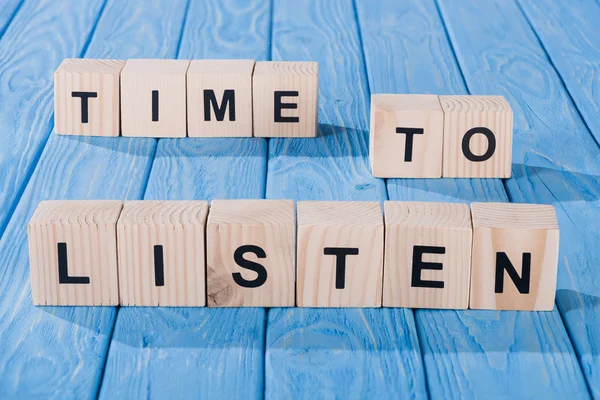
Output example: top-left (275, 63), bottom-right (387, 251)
top-left (356, 0), bottom-right (589, 398)
top-left (440, 95), bottom-right (513, 178)
top-left (187, 59), bottom-right (255, 137)
top-left (0, 0), bottom-right (105, 238)
top-left (28, 200), bottom-right (122, 306)
top-left (470, 203), bottom-right (559, 311)
top-left (370, 94), bottom-right (444, 178)
top-left (54, 59), bottom-right (125, 137)
top-left (121, 59), bottom-right (190, 138)
top-left (265, 0), bottom-right (428, 398)
top-left (253, 61), bottom-right (318, 137)
top-left (383, 201), bottom-right (472, 309)
top-left (296, 201), bottom-right (384, 307)
top-left (117, 200), bottom-right (208, 306)
top-left (518, 0), bottom-right (600, 145)
top-left (0, 0), bottom-right (187, 397)
top-left (100, 308), bottom-right (266, 399)
top-left (207, 199), bottom-right (295, 307)
top-left (437, 0), bottom-right (596, 396)
top-left (99, 0), bottom-right (271, 398)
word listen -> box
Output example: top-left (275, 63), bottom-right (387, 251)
top-left (54, 59), bottom-right (318, 138)
top-left (28, 200), bottom-right (559, 311)
top-left (370, 94), bottom-right (513, 178)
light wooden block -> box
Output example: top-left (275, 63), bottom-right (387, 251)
top-left (54, 59), bottom-right (125, 136)
top-left (383, 202), bottom-right (472, 309)
top-left (296, 201), bottom-right (384, 307)
top-left (117, 201), bottom-right (208, 306)
top-left (120, 59), bottom-right (190, 137)
top-left (470, 203), bottom-right (559, 311)
top-left (369, 94), bottom-right (443, 178)
top-left (440, 95), bottom-right (513, 178)
top-left (206, 200), bottom-right (295, 307)
top-left (252, 61), bottom-right (318, 138)
top-left (187, 59), bottom-right (254, 137)
top-left (27, 200), bottom-right (122, 306)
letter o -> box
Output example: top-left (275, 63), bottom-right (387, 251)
top-left (461, 127), bottom-right (496, 162)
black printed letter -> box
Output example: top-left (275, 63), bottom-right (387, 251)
top-left (233, 245), bottom-right (268, 288)
top-left (204, 89), bottom-right (235, 121)
top-left (495, 252), bottom-right (531, 294)
top-left (461, 127), bottom-right (496, 162)
top-left (411, 245), bottom-right (445, 289)
top-left (71, 91), bottom-right (97, 123)
top-left (57, 242), bottom-right (90, 284)
top-left (396, 127), bottom-right (424, 162)
top-left (154, 245), bottom-right (165, 287)
top-left (274, 91), bottom-right (299, 123)
top-left (323, 247), bottom-right (359, 289)
top-left (152, 90), bottom-right (159, 121)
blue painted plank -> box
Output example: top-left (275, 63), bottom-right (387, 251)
top-left (0, 0), bottom-right (104, 239)
top-left (438, 0), bottom-right (600, 397)
top-left (356, 0), bottom-right (589, 399)
top-left (98, 0), bottom-right (272, 398)
top-left (0, 0), bottom-right (22, 38)
top-left (518, 0), bottom-right (600, 145)
top-left (264, 1), bottom-right (428, 398)
top-left (0, 0), bottom-right (188, 397)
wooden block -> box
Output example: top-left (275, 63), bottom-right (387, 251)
top-left (116, 201), bottom-right (209, 306)
top-left (120, 59), bottom-right (190, 137)
top-left (369, 94), bottom-right (444, 178)
top-left (296, 201), bottom-right (384, 307)
top-left (252, 61), bottom-right (318, 138)
top-left (440, 95), bottom-right (513, 178)
top-left (54, 59), bottom-right (125, 137)
top-left (187, 59), bottom-right (254, 137)
top-left (27, 200), bottom-right (122, 306)
top-left (206, 200), bottom-right (295, 307)
top-left (383, 202), bottom-right (472, 309)
top-left (469, 203), bottom-right (559, 311)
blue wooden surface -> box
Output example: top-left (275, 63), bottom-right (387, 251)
top-left (0, 0), bottom-right (598, 398)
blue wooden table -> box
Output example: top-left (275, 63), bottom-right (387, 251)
top-left (0, 0), bottom-right (598, 398)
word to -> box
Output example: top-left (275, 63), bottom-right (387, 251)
top-left (28, 199), bottom-right (559, 311)
top-left (54, 59), bottom-right (318, 138)
top-left (370, 94), bottom-right (513, 178)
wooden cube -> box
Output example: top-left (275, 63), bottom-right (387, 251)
top-left (117, 201), bottom-right (208, 306)
top-left (440, 95), bottom-right (513, 178)
top-left (370, 94), bottom-right (444, 178)
top-left (383, 202), bottom-right (472, 309)
top-left (206, 200), bottom-right (295, 307)
top-left (27, 200), bottom-right (122, 306)
top-left (470, 203), bottom-right (559, 311)
top-left (187, 59), bottom-right (254, 137)
top-left (252, 61), bottom-right (318, 138)
top-left (54, 59), bottom-right (125, 136)
top-left (120, 59), bottom-right (190, 137)
top-left (296, 201), bottom-right (384, 307)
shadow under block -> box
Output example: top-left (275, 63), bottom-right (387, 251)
top-left (469, 203), bottom-right (560, 311)
top-left (369, 94), bottom-right (444, 178)
top-left (296, 201), bottom-right (384, 307)
top-left (383, 202), bottom-right (473, 309)
top-left (120, 59), bottom-right (190, 137)
top-left (187, 59), bottom-right (254, 137)
top-left (252, 61), bottom-right (318, 137)
top-left (117, 201), bottom-right (208, 306)
top-left (206, 200), bottom-right (295, 307)
top-left (54, 59), bottom-right (125, 136)
top-left (27, 201), bottom-right (122, 306)
top-left (440, 95), bottom-right (513, 178)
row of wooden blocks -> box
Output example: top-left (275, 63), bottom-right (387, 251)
top-left (28, 199), bottom-right (559, 311)
top-left (370, 94), bottom-right (513, 178)
top-left (54, 58), bottom-right (318, 138)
